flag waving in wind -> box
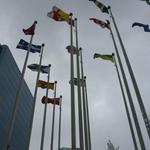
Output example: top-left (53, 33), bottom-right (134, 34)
top-left (27, 64), bottom-right (50, 74)
top-left (22, 21), bottom-right (37, 35)
top-left (132, 22), bottom-right (150, 32)
top-left (16, 39), bottom-right (41, 53)
top-left (41, 96), bottom-right (60, 105)
top-left (37, 80), bottom-right (54, 90)
top-left (140, 0), bottom-right (150, 5)
top-left (93, 53), bottom-right (114, 63)
top-left (90, 18), bottom-right (110, 30)
top-left (89, 0), bottom-right (109, 14)
top-left (47, 6), bottom-right (74, 26)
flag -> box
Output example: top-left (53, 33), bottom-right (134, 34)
top-left (47, 6), bottom-right (74, 26)
top-left (66, 45), bottom-right (77, 54)
top-left (22, 22), bottom-right (36, 35)
top-left (89, 0), bottom-right (109, 14)
top-left (37, 80), bottom-right (54, 90)
top-left (27, 64), bottom-right (50, 74)
top-left (16, 39), bottom-right (41, 53)
top-left (69, 78), bottom-right (85, 86)
top-left (132, 22), bottom-right (150, 32)
top-left (41, 96), bottom-right (60, 105)
top-left (140, 0), bottom-right (150, 5)
top-left (93, 53), bottom-right (114, 63)
top-left (90, 18), bottom-right (110, 30)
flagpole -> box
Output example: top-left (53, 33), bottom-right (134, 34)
top-left (79, 47), bottom-right (90, 150)
top-left (27, 43), bottom-right (45, 150)
top-left (75, 18), bottom-right (84, 150)
top-left (58, 95), bottom-right (62, 150)
top-left (40, 64), bottom-right (51, 150)
top-left (79, 48), bottom-right (92, 150)
top-left (84, 76), bottom-right (92, 150)
top-left (68, 13), bottom-right (76, 149)
top-left (50, 81), bottom-right (57, 150)
top-left (6, 21), bottom-right (37, 150)
top-left (113, 54), bottom-right (138, 150)
top-left (108, 6), bottom-right (150, 140)
top-left (109, 22), bottom-right (145, 149)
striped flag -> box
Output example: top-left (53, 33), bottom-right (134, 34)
top-left (90, 18), bottom-right (110, 30)
top-left (93, 53), bottom-right (114, 63)
top-left (41, 96), bottom-right (60, 105)
top-left (37, 80), bottom-right (54, 90)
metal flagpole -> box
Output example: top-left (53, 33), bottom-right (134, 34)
top-left (40, 64), bottom-right (51, 150)
top-left (68, 13), bottom-right (76, 149)
top-left (113, 54), bottom-right (138, 150)
top-left (58, 95), bottom-right (62, 150)
top-left (50, 81), bottom-right (57, 150)
top-left (27, 43), bottom-right (45, 150)
top-left (84, 76), bottom-right (92, 150)
top-left (108, 6), bottom-right (150, 140)
top-left (109, 23), bottom-right (145, 150)
top-left (6, 21), bottom-right (37, 150)
top-left (78, 47), bottom-right (89, 150)
top-left (75, 18), bottom-right (84, 150)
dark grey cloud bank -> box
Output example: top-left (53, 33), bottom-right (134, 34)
top-left (0, 0), bottom-right (150, 150)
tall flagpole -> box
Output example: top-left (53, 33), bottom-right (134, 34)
top-left (58, 95), bottom-right (62, 150)
top-left (75, 18), bottom-right (84, 150)
top-left (79, 47), bottom-right (89, 150)
top-left (108, 6), bottom-right (150, 139)
top-left (80, 48), bottom-right (91, 150)
top-left (109, 23), bottom-right (145, 150)
top-left (113, 54), bottom-right (138, 150)
top-left (84, 76), bottom-right (92, 150)
top-left (40, 64), bottom-right (51, 150)
top-left (6, 21), bottom-right (37, 150)
top-left (27, 43), bottom-right (45, 150)
top-left (68, 13), bottom-right (76, 149)
top-left (50, 81), bottom-right (57, 150)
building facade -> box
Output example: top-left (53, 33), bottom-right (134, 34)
top-left (0, 45), bottom-right (33, 150)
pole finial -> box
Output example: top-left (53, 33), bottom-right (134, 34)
top-left (112, 53), bottom-right (115, 56)
top-left (107, 6), bottom-right (111, 9)
top-left (34, 20), bottom-right (38, 24)
top-left (42, 44), bottom-right (45, 47)
top-left (79, 47), bottom-right (82, 51)
top-left (69, 13), bottom-right (73, 16)
top-left (55, 81), bottom-right (57, 84)
top-left (48, 64), bottom-right (51, 67)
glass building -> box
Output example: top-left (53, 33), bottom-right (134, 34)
top-left (0, 45), bottom-right (33, 150)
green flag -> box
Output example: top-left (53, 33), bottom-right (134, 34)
top-left (93, 53), bottom-right (114, 63)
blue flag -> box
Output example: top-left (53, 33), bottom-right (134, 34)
top-left (27, 64), bottom-right (50, 74)
top-left (132, 22), bottom-right (150, 32)
top-left (16, 39), bottom-right (41, 53)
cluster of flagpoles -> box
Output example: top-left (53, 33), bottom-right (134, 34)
top-left (5, 20), bottom-right (63, 150)
top-left (90, 0), bottom-right (150, 150)
top-left (47, 6), bottom-right (92, 150)
top-left (66, 13), bottom-right (92, 150)
top-left (5, 4), bottom-right (93, 150)
top-left (5, 0), bottom-right (150, 150)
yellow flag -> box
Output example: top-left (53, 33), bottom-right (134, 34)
top-left (47, 6), bottom-right (74, 26)
top-left (47, 6), bottom-right (69, 21)
top-left (37, 80), bottom-right (54, 90)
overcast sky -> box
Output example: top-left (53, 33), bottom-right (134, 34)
top-left (0, 0), bottom-right (150, 150)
